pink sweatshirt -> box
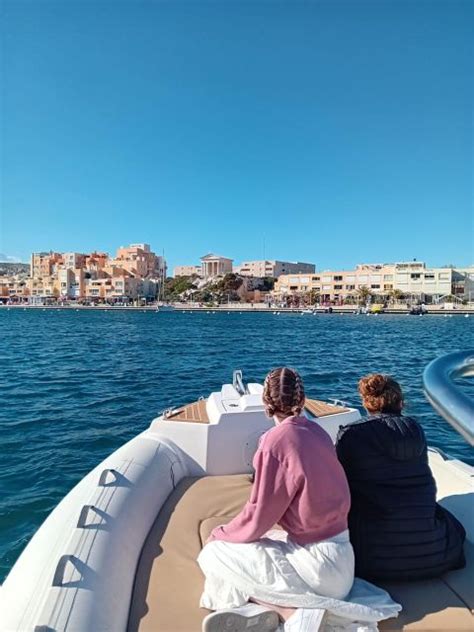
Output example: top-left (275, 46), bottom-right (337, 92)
top-left (209, 416), bottom-right (350, 545)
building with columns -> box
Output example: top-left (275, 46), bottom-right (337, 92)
top-left (200, 254), bottom-right (233, 279)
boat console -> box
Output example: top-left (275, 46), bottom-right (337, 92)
top-left (149, 371), bottom-right (360, 476)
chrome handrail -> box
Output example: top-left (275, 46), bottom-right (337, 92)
top-left (423, 350), bottom-right (474, 446)
top-left (233, 370), bottom-right (247, 395)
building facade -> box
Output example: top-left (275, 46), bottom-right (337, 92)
top-left (174, 265), bottom-right (202, 277)
top-left (20, 243), bottom-right (166, 303)
top-left (200, 254), bottom-right (233, 279)
top-left (274, 262), bottom-right (474, 304)
top-left (233, 260), bottom-right (315, 278)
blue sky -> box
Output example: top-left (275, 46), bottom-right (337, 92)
top-left (1, 0), bottom-right (472, 270)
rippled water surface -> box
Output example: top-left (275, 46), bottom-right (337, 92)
top-left (1, 309), bottom-right (473, 580)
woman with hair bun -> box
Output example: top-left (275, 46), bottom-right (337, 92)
top-left (198, 367), bottom-right (355, 632)
top-left (336, 373), bottom-right (465, 582)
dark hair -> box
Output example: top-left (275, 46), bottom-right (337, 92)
top-left (263, 367), bottom-right (305, 418)
top-left (358, 373), bottom-right (403, 414)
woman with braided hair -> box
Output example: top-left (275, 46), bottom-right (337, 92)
top-left (198, 367), bottom-right (357, 632)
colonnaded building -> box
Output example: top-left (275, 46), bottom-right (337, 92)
top-left (174, 255), bottom-right (315, 279)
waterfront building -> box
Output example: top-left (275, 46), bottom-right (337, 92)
top-left (0, 276), bottom-right (30, 302)
top-left (112, 244), bottom-right (166, 278)
top-left (274, 262), bottom-right (474, 304)
top-left (200, 254), bottom-right (233, 279)
top-left (30, 252), bottom-right (63, 278)
top-left (453, 268), bottom-right (474, 302)
top-left (84, 252), bottom-right (109, 272)
top-left (233, 260), bottom-right (315, 278)
top-left (63, 252), bottom-right (86, 270)
top-left (174, 265), bottom-right (202, 277)
top-left (24, 243), bottom-right (167, 303)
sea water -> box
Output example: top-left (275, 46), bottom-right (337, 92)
top-left (1, 309), bottom-right (473, 580)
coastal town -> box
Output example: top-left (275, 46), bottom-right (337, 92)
top-left (0, 243), bottom-right (473, 312)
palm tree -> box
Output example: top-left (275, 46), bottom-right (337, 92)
top-left (308, 289), bottom-right (320, 306)
top-left (388, 289), bottom-right (404, 305)
top-left (356, 285), bottom-right (372, 305)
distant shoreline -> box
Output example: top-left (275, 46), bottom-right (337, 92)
top-left (1, 304), bottom-right (472, 315)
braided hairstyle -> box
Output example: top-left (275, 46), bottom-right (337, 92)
top-left (358, 373), bottom-right (403, 414)
top-left (263, 367), bottom-right (305, 419)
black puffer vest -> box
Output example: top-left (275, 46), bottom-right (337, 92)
top-left (336, 414), bottom-right (465, 581)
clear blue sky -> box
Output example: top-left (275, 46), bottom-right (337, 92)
top-left (1, 0), bottom-right (473, 270)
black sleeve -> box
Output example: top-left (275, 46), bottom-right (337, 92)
top-left (335, 425), bottom-right (352, 469)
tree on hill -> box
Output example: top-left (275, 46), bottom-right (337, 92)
top-left (164, 275), bottom-right (197, 299)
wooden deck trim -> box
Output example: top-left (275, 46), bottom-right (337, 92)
top-left (166, 400), bottom-right (210, 424)
top-left (304, 398), bottom-right (349, 418)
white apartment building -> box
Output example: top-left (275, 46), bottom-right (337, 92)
top-left (274, 262), bottom-right (473, 303)
top-left (233, 260), bottom-right (315, 278)
top-left (174, 265), bottom-right (202, 277)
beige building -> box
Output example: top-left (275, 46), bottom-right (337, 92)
top-left (274, 262), bottom-right (472, 304)
top-left (25, 243), bottom-right (166, 302)
top-left (112, 243), bottom-right (166, 278)
top-left (174, 265), bottom-right (202, 277)
top-left (234, 260), bottom-right (315, 278)
top-left (200, 254), bottom-right (233, 279)
top-left (30, 252), bottom-right (63, 278)
top-left (0, 276), bottom-right (30, 301)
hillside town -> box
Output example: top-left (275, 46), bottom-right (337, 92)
top-left (0, 245), bottom-right (473, 308)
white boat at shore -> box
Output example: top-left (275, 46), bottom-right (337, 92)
top-left (1, 357), bottom-right (473, 632)
top-left (155, 303), bottom-right (176, 312)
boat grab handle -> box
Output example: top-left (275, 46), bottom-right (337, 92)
top-left (423, 350), bottom-right (474, 446)
top-left (52, 554), bottom-right (76, 587)
top-left (77, 504), bottom-right (97, 528)
top-left (98, 468), bottom-right (118, 486)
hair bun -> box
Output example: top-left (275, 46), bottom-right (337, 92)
top-left (365, 374), bottom-right (387, 396)
top-left (358, 373), bottom-right (403, 414)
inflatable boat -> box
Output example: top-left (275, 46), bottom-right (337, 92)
top-left (1, 355), bottom-right (473, 631)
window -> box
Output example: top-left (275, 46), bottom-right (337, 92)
top-left (334, 276), bottom-right (343, 281)
top-left (312, 276), bottom-right (320, 281)
top-left (334, 285), bottom-right (343, 290)
top-left (346, 284), bottom-right (355, 290)
top-left (410, 273), bottom-right (421, 280)
top-left (371, 284), bottom-right (380, 289)
top-left (289, 286), bottom-right (298, 290)
top-left (384, 284), bottom-right (393, 290)
top-left (383, 275), bottom-right (393, 281)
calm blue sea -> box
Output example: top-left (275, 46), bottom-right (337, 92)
top-left (1, 309), bottom-right (473, 581)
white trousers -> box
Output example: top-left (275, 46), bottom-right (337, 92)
top-left (198, 529), bottom-right (355, 610)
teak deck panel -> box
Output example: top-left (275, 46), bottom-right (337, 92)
top-left (304, 398), bottom-right (349, 417)
top-left (166, 397), bottom-right (348, 424)
top-left (166, 400), bottom-right (210, 424)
